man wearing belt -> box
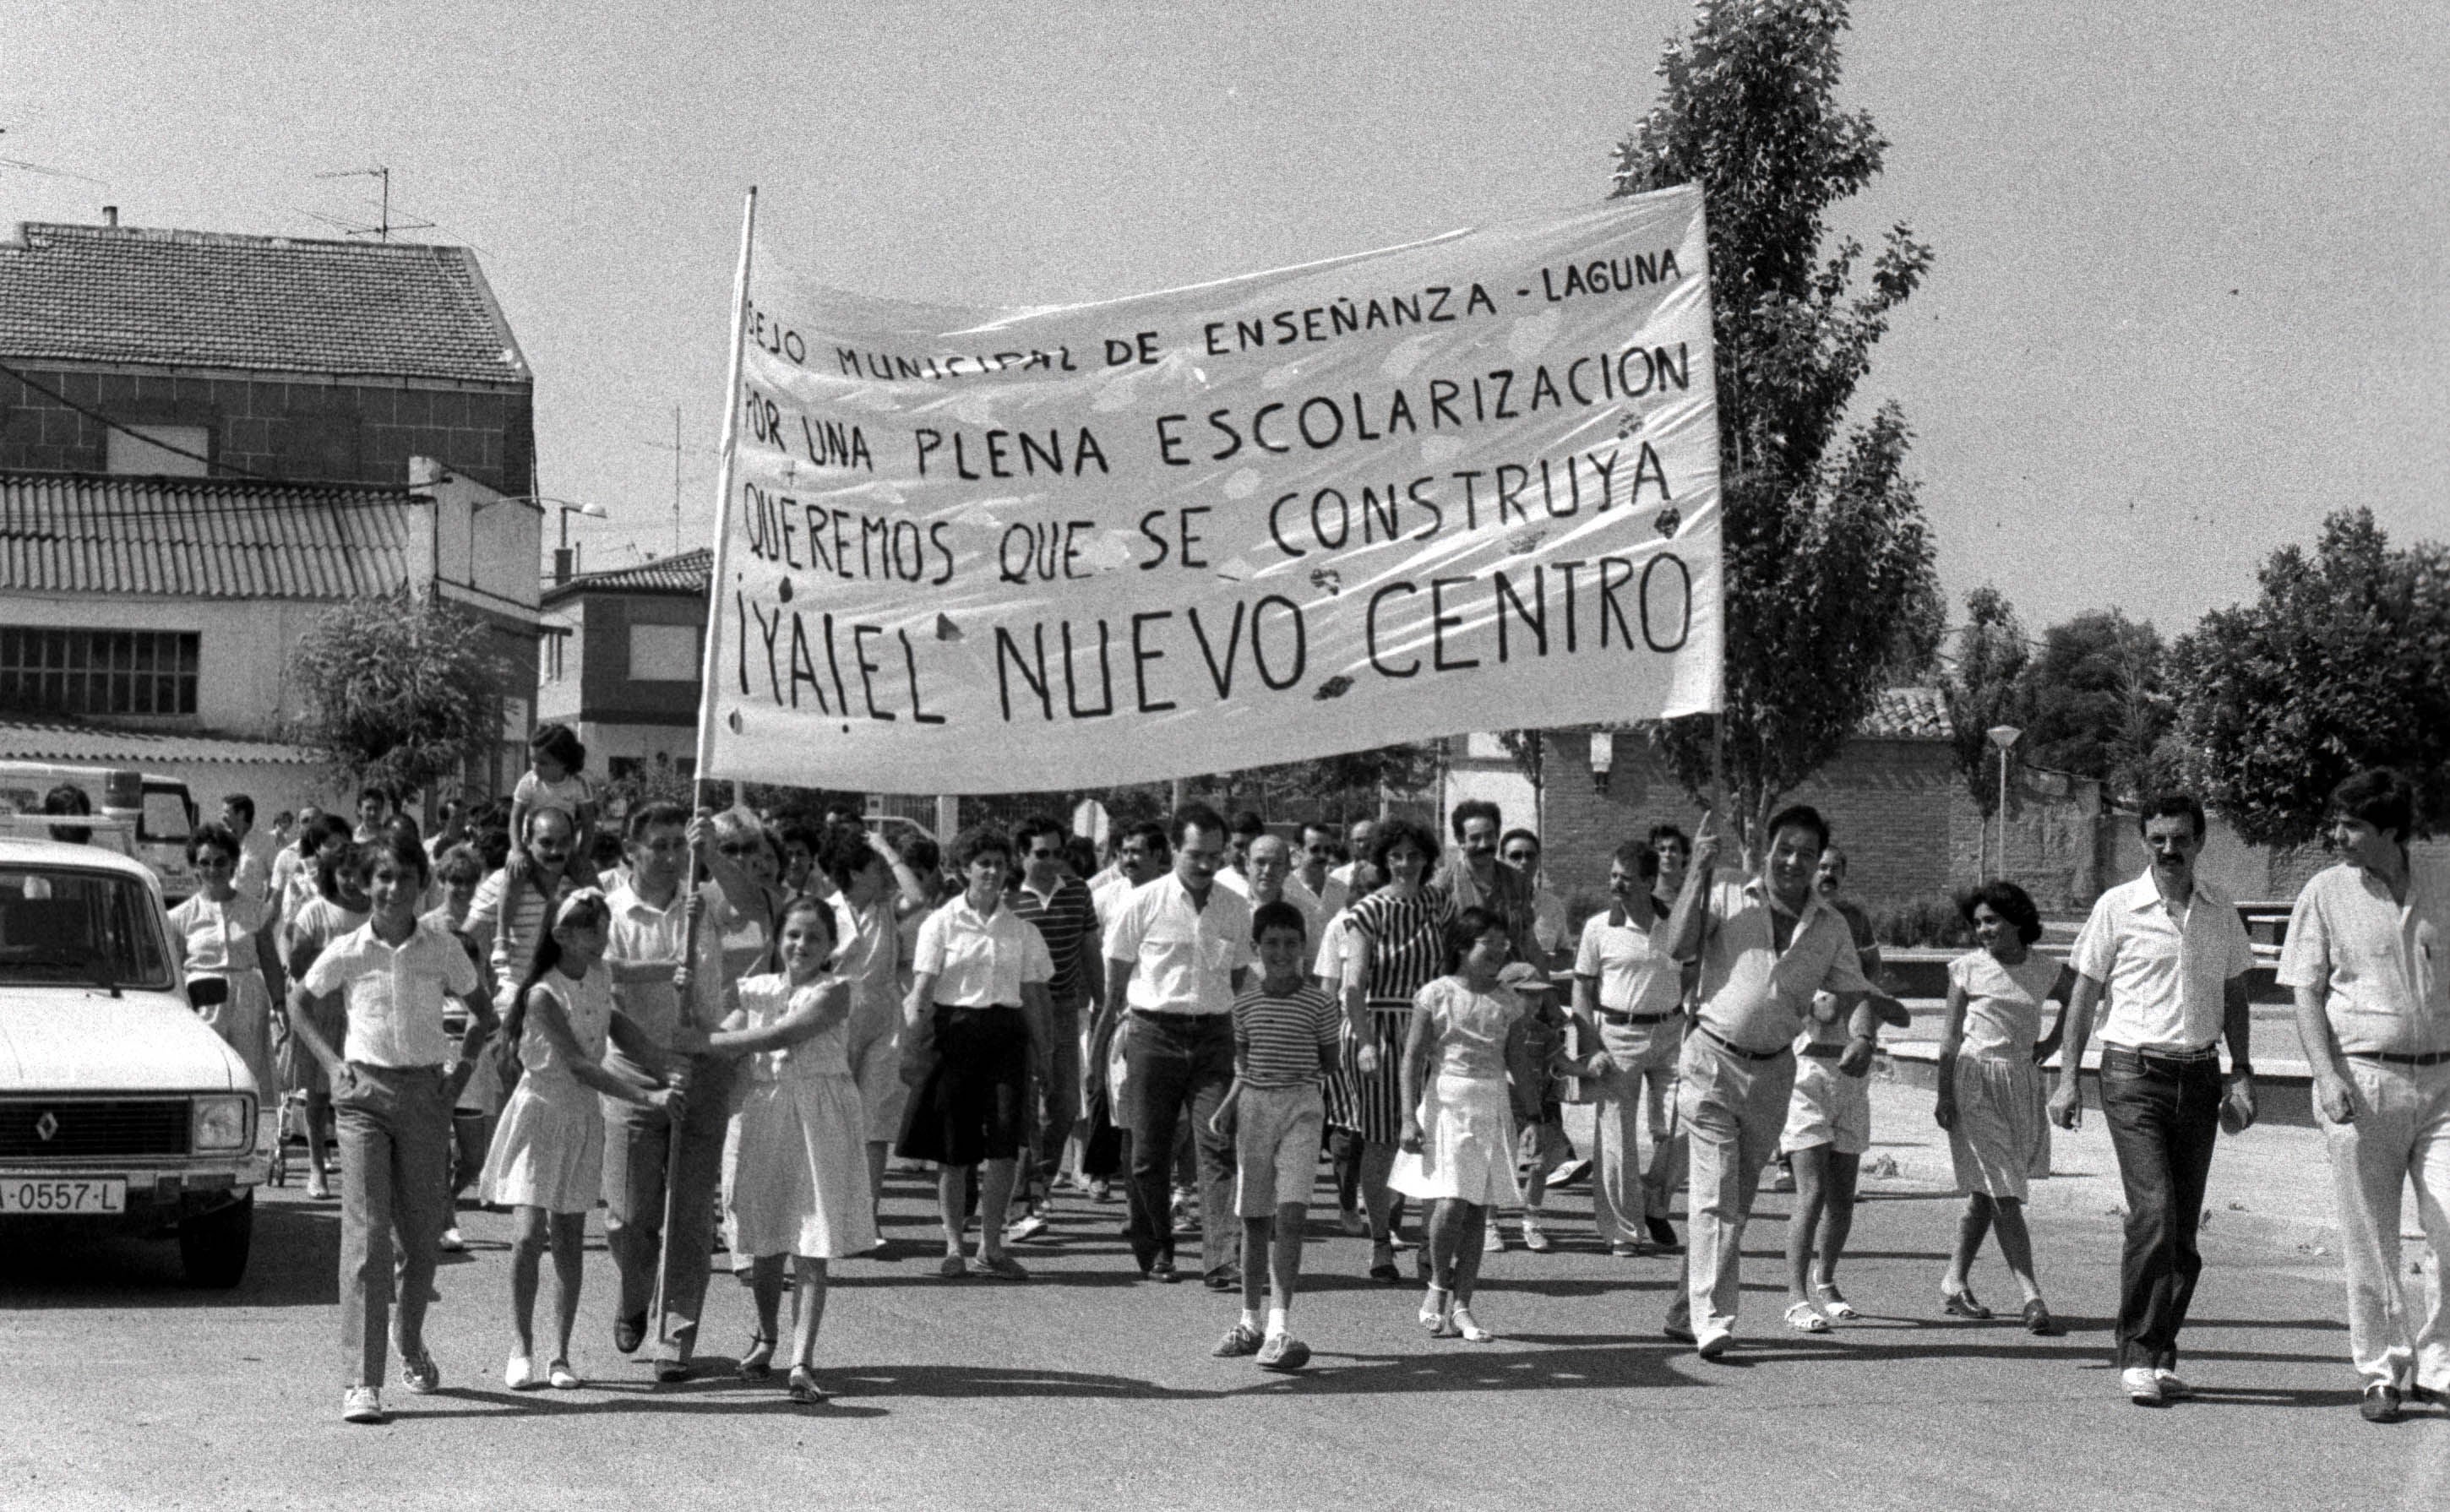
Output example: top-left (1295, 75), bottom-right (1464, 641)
top-left (597, 802), bottom-right (730, 1377)
top-left (1098, 803), bottom-right (1254, 1286)
top-left (2050, 791), bottom-right (2256, 1407)
top-left (2282, 769), bottom-right (2450, 1422)
top-left (1662, 803), bottom-right (1872, 1358)
top-left (1573, 839), bottom-right (1685, 1255)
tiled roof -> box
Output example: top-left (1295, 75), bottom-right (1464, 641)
top-left (0, 223), bottom-right (528, 384)
top-left (542, 547), bottom-right (710, 605)
top-left (1858, 686), bottom-right (1953, 741)
top-left (0, 718), bottom-right (321, 765)
top-left (0, 471), bottom-right (418, 599)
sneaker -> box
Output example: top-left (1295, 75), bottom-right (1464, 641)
top-left (1004, 1210), bottom-right (1050, 1243)
top-left (306, 1170), bottom-right (333, 1202)
top-left (2360, 1384), bottom-right (2404, 1422)
top-left (1256, 1334), bottom-right (1312, 1372)
top-left (438, 1226), bottom-right (467, 1254)
top-left (340, 1386), bottom-right (385, 1424)
top-left (1090, 1178), bottom-right (1114, 1203)
top-left (1695, 1329), bottom-right (1733, 1361)
top-left (504, 1355), bottom-right (542, 1391)
top-left (1203, 1263), bottom-right (1243, 1292)
top-left (2121, 1367), bottom-right (2166, 1406)
top-left (2153, 1368), bottom-right (2191, 1400)
top-left (1483, 1222), bottom-right (1505, 1254)
top-left (400, 1349), bottom-right (440, 1395)
top-left (1212, 1324), bottom-right (1264, 1357)
top-left (1521, 1217), bottom-right (1553, 1253)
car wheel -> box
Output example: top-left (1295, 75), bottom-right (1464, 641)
top-left (179, 1193), bottom-right (253, 1288)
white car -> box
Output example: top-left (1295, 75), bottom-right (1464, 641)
top-left (0, 829), bottom-right (262, 1286)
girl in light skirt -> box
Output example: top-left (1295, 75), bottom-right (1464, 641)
top-left (479, 890), bottom-right (679, 1390)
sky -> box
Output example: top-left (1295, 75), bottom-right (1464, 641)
top-left (3, 0), bottom-right (2443, 640)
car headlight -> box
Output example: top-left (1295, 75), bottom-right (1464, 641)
top-left (192, 1095), bottom-right (253, 1155)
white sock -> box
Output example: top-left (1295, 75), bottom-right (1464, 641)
top-left (1239, 1308), bottom-right (1262, 1332)
top-left (1266, 1306), bottom-right (1289, 1339)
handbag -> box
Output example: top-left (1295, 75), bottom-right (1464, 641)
top-left (187, 976), bottom-right (230, 1010)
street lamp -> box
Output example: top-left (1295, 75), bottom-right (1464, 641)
top-left (1987, 725), bottom-right (2022, 880)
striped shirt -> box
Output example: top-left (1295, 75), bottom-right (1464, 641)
top-left (466, 867), bottom-right (569, 1005)
top-left (1342, 886), bottom-right (1453, 1001)
top-left (1007, 875), bottom-right (1099, 1004)
top-left (1233, 982), bottom-right (1341, 1089)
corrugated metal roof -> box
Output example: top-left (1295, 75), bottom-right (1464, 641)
top-left (542, 547), bottom-right (710, 605)
top-left (0, 718), bottom-right (321, 765)
top-left (0, 222), bottom-right (528, 384)
top-left (0, 471), bottom-right (418, 598)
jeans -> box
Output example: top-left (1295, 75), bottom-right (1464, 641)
top-left (334, 1063), bottom-right (452, 1390)
top-left (1673, 1032), bottom-right (1794, 1338)
top-left (1034, 993), bottom-right (1086, 1182)
top-left (602, 1054), bottom-right (735, 1356)
top-left (1590, 1015), bottom-right (1685, 1240)
top-left (1121, 1013), bottom-right (1238, 1276)
top-left (2319, 1057), bottom-right (2450, 1391)
top-left (2098, 1047), bottom-right (2224, 1371)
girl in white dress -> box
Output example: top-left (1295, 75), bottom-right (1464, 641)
top-left (1391, 906), bottom-right (1546, 1344)
top-left (167, 823), bottom-right (284, 1114)
top-left (1934, 880), bottom-right (2074, 1334)
top-left (479, 890), bottom-right (679, 1390)
top-left (684, 895), bottom-right (877, 1404)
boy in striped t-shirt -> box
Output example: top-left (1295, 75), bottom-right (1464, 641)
top-left (1208, 900), bottom-right (1341, 1371)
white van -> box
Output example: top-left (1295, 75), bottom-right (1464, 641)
top-left (0, 762), bottom-right (200, 903)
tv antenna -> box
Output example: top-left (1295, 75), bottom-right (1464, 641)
top-left (307, 166), bottom-right (434, 241)
top-left (640, 405), bottom-right (720, 555)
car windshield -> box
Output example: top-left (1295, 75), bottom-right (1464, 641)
top-left (0, 867), bottom-right (177, 991)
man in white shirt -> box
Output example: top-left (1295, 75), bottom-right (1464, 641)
top-left (1297, 822), bottom-right (1347, 920)
top-left (1092, 822), bottom-right (1171, 927)
top-left (1098, 803), bottom-right (1254, 1286)
top-left (2281, 769), bottom-right (2450, 1422)
top-left (1573, 840), bottom-right (1685, 1255)
top-left (2050, 792), bottom-right (2257, 1407)
top-left (220, 793), bottom-right (274, 905)
top-left (1244, 833), bottom-right (1323, 943)
top-left (1501, 828), bottom-right (1573, 976)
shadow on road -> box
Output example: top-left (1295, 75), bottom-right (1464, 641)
top-left (0, 1195), bottom-right (346, 1308)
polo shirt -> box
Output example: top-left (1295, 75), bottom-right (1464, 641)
top-left (2278, 861), bottom-right (2450, 1057)
top-left (1232, 982), bottom-right (1341, 1089)
top-left (1104, 873), bottom-right (1255, 1016)
top-left (914, 895), bottom-right (1053, 1007)
top-left (1007, 874), bottom-right (1099, 1003)
top-left (1691, 878), bottom-right (1872, 1053)
top-left (1574, 906), bottom-right (1681, 1017)
top-left (2070, 870), bottom-right (2255, 1052)
top-left (302, 916), bottom-right (482, 1067)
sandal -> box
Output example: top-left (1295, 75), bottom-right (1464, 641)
top-left (787, 1365), bottom-right (826, 1405)
top-left (1942, 1287), bottom-right (1993, 1320)
top-left (1784, 1300), bottom-right (1832, 1334)
top-left (1451, 1306), bottom-right (1494, 1344)
top-left (2022, 1299), bottom-right (2062, 1336)
top-left (547, 1359), bottom-right (582, 1390)
top-left (1418, 1286), bottom-right (1453, 1333)
top-left (739, 1334), bottom-right (776, 1381)
top-left (1811, 1282), bottom-right (1860, 1320)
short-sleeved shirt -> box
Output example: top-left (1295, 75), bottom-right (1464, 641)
top-left (2071, 871), bottom-right (2254, 1052)
top-left (915, 895), bottom-right (1054, 1007)
top-left (1104, 873), bottom-right (1255, 1016)
top-left (602, 881), bottom-right (691, 1087)
top-left (1415, 975), bottom-right (1527, 1081)
top-left (1949, 949), bottom-right (2063, 1060)
top-left (287, 896), bottom-right (369, 968)
top-left (169, 892), bottom-right (271, 980)
top-left (1246, 881), bottom-right (1324, 953)
top-left (513, 768), bottom-right (595, 822)
top-left (1574, 906), bottom-right (1681, 1017)
top-left (1006, 875), bottom-right (1100, 1004)
top-left (1692, 878), bottom-right (1872, 1053)
top-left (832, 894), bottom-right (902, 1050)
top-left (467, 867), bottom-right (569, 999)
top-left (1232, 982), bottom-right (1341, 1089)
top-left (2278, 861), bottom-right (2450, 1057)
top-left (302, 916), bottom-right (482, 1067)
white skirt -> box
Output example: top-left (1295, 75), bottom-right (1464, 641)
top-left (477, 1073), bottom-right (603, 1215)
top-left (1390, 1073), bottom-right (1521, 1207)
top-left (725, 1072), bottom-right (879, 1260)
top-left (1948, 1053), bottom-right (2051, 1201)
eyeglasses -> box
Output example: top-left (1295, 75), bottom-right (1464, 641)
top-left (1502, 851), bottom-right (1537, 865)
top-left (717, 842), bottom-right (761, 857)
top-left (1026, 847), bottom-right (1061, 860)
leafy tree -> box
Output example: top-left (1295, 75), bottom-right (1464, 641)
top-left (1618, 0), bottom-right (1941, 849)
top-left (291, 590), bottom-right (504, 803)
top-left (2170, 508), bottom-right (2450, 845)
top-left (1941, 585), bottom-right (2028, 813)
top-left (2017, 609), bottom-right (2170, 801)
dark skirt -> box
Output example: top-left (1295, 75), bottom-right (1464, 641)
top-left (897, 1003), bottom-right (1031, 1167)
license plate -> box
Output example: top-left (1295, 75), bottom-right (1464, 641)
top-left (0, 1176), bottom-right (128, 1214)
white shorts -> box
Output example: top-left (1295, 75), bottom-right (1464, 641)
top-left (1781, 1053), bottom-right (1870, 1156)
top-left (1234, 1083), bottom-right (1325, 1217)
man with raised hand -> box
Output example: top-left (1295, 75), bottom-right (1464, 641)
top-left (1662, 802), bottom-right (1873, 1359)
top-left (2281, 769), bottom-right (2450, 1423)
top-left (2050, 792), bottom-right (2256, 1407)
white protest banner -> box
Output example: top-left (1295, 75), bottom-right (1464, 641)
top-left (699, 185), bottom-right (1719, 793)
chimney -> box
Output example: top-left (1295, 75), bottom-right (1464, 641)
top-left (553, 547), bottom-right (574, 585)
top-left (101, 206), bottom-right (118, 227)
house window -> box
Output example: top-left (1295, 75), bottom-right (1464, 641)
top-left (105, 424), bottom-right (212, 477)
top-left (628, 623), bottom-right (700, 682)
top-left (0, 628), bottom-right (200, 715)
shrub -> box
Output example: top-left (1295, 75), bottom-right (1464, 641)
top-left (1869, 892), bottom-right (1972, 949)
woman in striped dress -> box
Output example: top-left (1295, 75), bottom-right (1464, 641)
top-left (1333, 818), bottom-right (1452, 1282)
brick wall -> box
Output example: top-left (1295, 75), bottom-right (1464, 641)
top-left (0, 364), bottom-right (534, 493)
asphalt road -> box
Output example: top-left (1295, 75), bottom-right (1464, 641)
top-left (3, 1161), bottom-right (2446, 1512)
